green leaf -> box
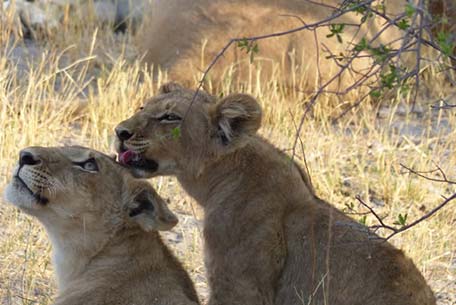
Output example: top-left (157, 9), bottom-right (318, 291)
top-left (370, 90), bottom-right (381, 98)
top-left (237, 38), bottom-right (249, 51)
top-left (327, 24), bottom-right (345, 43)
top-left (370, 44), bottom-right (391, 63)
top-left (237, 39), bottom-right (260, 62)
top-left (348, 2), bottom-right (367, 15)
top-left (394, 213), bottom-right (408, 227)
top-left (400, 83), bottom-right (410, 96)
top-left (405, 3), bottom-right (415, 18)
top-left (354, 37), bottom-right (368, 52)
top-left (397, 19), bottom-right (410, 30)
top-left (375, 3), bottom-right (385, 13)
top-left (359, 215), bottom-right (367, 225)
top-left (252, 43), bottom-right (259, 54)
top-left (337, 34), bottom-right (343, 44)
top-left (436, 31), bottom-right (454, 56)
top-left (380, 65), bottom-right (399, 89)
top-left (171, 126), bottom-right (181, 139)
top-left (343, 202), bottom-right (355, 212)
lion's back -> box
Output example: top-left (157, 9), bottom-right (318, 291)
top-left (275, 199), bottom-right (436, 305)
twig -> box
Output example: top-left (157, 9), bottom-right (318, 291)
top-left (400, 163), bottom-right (456, 184)
top-left (431, 100), bottom-right (456, 109)
top-left (356, 192), bottom-right (456, 241)
top-left (287, 108), bottom-right (313, 189)
top-left (412, 0), bottom-right (425, 110)
top-left (355, 195), bottom-right (396, 231)
top-left (356, 161), bottom-right (455, 241)
top-left (182, 0), bottom-right (378, 122)
top-left (370, 6), bottom-right (456, 62)
top-left (384, 192), bottom-right (456, 241)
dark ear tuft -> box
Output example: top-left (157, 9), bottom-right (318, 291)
top-left (128, 191), bottom-right (154, 217)
top-left (211, 94), bottom-right (262, 145)
top-left (127, 188), bottom-right (178, 231)
top-left (159, 82), bottom-right (184, 94)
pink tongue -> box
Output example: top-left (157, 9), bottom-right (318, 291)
top-left (119, 150), bottom-right (137, 165)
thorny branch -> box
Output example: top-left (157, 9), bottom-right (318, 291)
top-left (400, 163), bottom-right (456, 185)
top-left (356, 192), bottom-right (456, 241)
top-left (355, 163), bottom-right (456, 241)
top-left (185, 0), bottom-right (455, 124)
top-left (183, 0), bottom-right (379, 122)
top-left (183, 0), bottom-right (456, 240)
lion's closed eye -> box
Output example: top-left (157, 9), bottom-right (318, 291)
top-left (157, 113), bottom-right (182, 124)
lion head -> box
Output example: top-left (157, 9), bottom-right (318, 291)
top-left (114, 82), bottom-right (262, 178)
top-left (4, 146), bottom-right (178, 233)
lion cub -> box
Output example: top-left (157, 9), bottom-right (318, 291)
top-left (114, 83), bottom-right (435, 305)
top-left (4, 146), bottom-right (199, 305)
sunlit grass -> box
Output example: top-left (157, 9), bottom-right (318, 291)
top-left (0, 13), bottom-right (455, 305)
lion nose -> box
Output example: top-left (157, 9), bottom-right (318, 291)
top-left (115, 127), bottom-right (134, 141)
top-left (19, 150), bottom-right (41, 166)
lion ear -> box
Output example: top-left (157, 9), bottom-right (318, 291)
top-left (211, 94), bottom-right (262, 145)
top-left (127, 188), bottom-right (178, 231)
top-left (158, 82), bottom-right (184, 94)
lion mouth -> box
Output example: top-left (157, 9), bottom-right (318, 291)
top-left (118, 149), bottom-right (159, 172)
top-left (13, 176), bottom-right (49, 205)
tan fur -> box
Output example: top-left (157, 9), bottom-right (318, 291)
top-left (4, 146), bottom-right (199, 305)
top-left (138, 0), bottom-right (406, 87)
top-left (115, 83), bottom-right (436, 305)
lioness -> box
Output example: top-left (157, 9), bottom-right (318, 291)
top-left (4, 146), bottom-right (199, 305)
top-left (139, 0), bottom-right (407, 87)
top-left (115, 83), bottom-right (436, 305)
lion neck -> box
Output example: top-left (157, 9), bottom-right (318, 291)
top-left (177, 139), bottom-right (263, 205)
top-left (177, 135), bottom-right (312, 207)
top-left (42, 216), bottom-right (166, 293)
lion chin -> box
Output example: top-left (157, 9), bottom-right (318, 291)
top-left (4, 179), bottom-right (43, 211)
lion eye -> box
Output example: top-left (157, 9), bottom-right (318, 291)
top-left (158, 113), bottom-right (182, 123)
top-left (73, 158), bottom-right (99, 172)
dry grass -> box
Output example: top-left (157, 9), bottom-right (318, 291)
top-left (0, 10), bottom-right (455, 305)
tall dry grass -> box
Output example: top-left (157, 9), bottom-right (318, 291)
top-left (0, 7), bottom-right (455, 305)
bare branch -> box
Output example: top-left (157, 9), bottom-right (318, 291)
top-left (400, 163), bottom-right (456, 184)
top-left (355, 195), bottom-right (397, 231)
top-left (356, 192), bottom-right (456, 241)
top-left (356, 160), bottom-right (456, 241)
top-left (287, 108), bottom-right (313, 189)
top-left (369, 5), bottom-right (456, 62)
top-left (183, 0), bottom-right (379, 122)
top-left (384, 192), bottom-right (456, 241)
top-left (431, 100), bottom-right (456, 109)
